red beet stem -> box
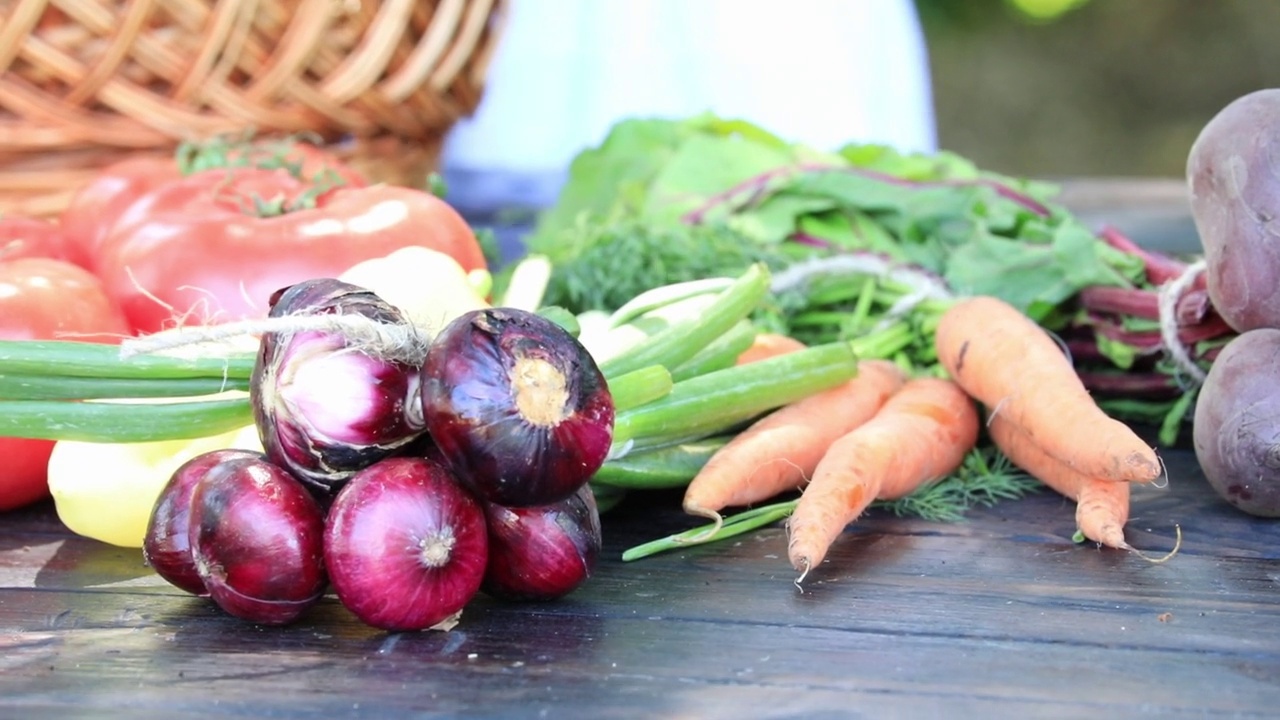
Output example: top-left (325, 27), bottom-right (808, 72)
top-left (1096, 226), bottom-right (1189, 286)
top-left (1078, 285), bottom-right (1213, 325)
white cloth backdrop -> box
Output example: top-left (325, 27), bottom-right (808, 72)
top-left (441, 0), bottom-right (937, 211)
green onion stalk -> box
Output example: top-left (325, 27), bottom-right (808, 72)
top-left (0, 263), bottom-right (897, 456)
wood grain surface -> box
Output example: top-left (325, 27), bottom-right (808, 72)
top-left (1, 447), bottom-right (1277, 719)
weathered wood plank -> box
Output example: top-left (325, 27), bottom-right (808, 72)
top-left (0, 591), bottom-right (1276, 718)
top-left (0, 448), bottom-right (1277, 718)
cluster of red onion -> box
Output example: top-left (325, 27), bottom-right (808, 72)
top-left (143, 279), bottom-right (612, 631)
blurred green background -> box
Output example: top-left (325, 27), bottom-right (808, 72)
top-left (918, 0), bottom-right (1280, 178)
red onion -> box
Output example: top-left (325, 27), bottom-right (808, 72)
top-left (252, 278), bottom-right (427, 497)
top-left (324, 456), bottom-right (489, 632)
top-left (188, 455), bottom-right (328, 625)
top-left (143, 448), bottom-right (262, 596)
top-left (420, 307), bottom-right (614, 507)
top-left (482, 484), bottom-right (602, 602)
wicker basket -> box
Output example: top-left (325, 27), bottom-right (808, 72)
top-left (0, 0), bottom-right (506, 217)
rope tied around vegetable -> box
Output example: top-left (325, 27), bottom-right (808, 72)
top-left (119, 312), bottom-right (434, 367)
top-left (1157, 258), bottom-right (1209, 387)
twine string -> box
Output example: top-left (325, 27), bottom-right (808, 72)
top-left (1155, 258), bottom-right (1208, 387)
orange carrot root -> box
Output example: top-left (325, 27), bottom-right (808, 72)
top-left (682, 360), bottom-right (907, 519)
top-left (987, 413), bottom-right (1130, 549)
top-left (1074, 477), bottom-right (1132, 550)
top-left (786, 376), bottom-right (980, 578)
top-left (934, 295), bottom-right (1162, 484)
top-left (735, 333), bottom-right (809, 366)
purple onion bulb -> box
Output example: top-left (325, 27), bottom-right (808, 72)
top-left (420, 307), bottom-right (615, 507)
top-left (252, 278), bottom-right (427, 496)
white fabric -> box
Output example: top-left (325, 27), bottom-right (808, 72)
top-left (441, 0), bottom-right (937, 209)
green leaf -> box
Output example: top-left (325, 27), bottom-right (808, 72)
top-left (731, 193), bottom-right (840, 244)
top-left (1055, 223), bottom-right (1133, 291)
top-left (1094, 332), bottom-right (1139, 370)
top-left (945, 221), bottom-right (1133, 314)
top-left (640, 132), bottom-right (798, 222)
top-left (528, 118), bottom-right (692, 248)
top-left (691, 114), bottom-right (794, 150)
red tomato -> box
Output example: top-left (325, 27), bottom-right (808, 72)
top-left (0, 440), bottom-right (58, 512)
top-left (0, 215), bottom-right (80, 265)
top-left (60, 141), bottom-right (367, 272)
top-left (0, 258), bottom-right (131, 512)
top-left (96, 167), bottom-right (487, 335)
top-left (59, 156), bottom-right (179, 271)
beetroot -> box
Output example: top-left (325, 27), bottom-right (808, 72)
top-left (1187, 88), bottom-right (1280, 333)
top-left (1193, 328), bottom-right (1280, 517)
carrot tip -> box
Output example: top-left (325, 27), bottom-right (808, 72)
top-left (1149, 454), bottom-right (1171, 489)
top-left (792, 558), bottom-right (812, 589)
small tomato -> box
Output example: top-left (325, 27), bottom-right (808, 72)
top-left (0, 258), bottom-right (130, 512)
top-left (0, 214), bottom-right (80, 266)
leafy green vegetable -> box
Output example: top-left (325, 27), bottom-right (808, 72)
top-left (524, 111), bottom-right (1215, 553)
top-left (528, 115), bottom-right (1145, 322)
top-left (529, 114), bottom-right (1214, 436)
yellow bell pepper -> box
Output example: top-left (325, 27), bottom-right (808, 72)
top-left (339, 246), bottom-right (491, 333)
top-left (47, 422), bottom-right (262, 548)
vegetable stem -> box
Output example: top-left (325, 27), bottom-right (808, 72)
top-left (621, 498), bottom-right (798, 561)
top-left (610, 340), bottom-right (859, 451)
top-left (0, 340), bottom-right (256, 380)
top-left (592, 436), bottom-right (731, 489)
top-left (0, 374), bottom-right (250, 401)
top-left (0, 398), bottom-right (253, 442)
top-left (669, 320), bottom-right (757, 382)
top-left (599, 264), bottom-right (770, 379)
top-left (606, 365), bottom-right (674, 413)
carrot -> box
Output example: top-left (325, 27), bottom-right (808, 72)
top-left (786, 376), bottom-right (979, 579)
top-left (682, 360), bottom-right (907, 525)
top-left (735, 332), bottom-right (808, 365)
top-left (934, 295), bottom-right (1161, 484)
top-left (986, 413), bottom-right (1130, 549)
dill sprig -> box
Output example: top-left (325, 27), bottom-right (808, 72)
top-left (875, 446), bottom-right (1045, 522)
top-left (536, 219), bottom-right (795, 314)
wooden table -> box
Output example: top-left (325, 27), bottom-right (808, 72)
top-left (3, 180), bottom-right (1278, 718)
top-left (3, 450), bottom-right (1277, 718)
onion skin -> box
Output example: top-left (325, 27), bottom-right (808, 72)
top-left (188, 455), bottom-right (328, 625)
top-left (143, 448), bottom-right (262, 596)
top-left (421, 308), bottom-right (615, 507)
top-left (482, 484), bottom-right (602, 602)
top-left (252, 278), bottom-right (426, 497)
top-left (324, 456), bottom-right (489, 632)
